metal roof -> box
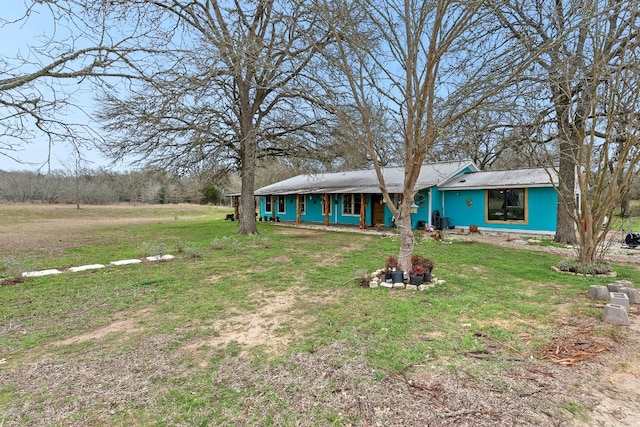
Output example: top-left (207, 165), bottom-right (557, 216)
top-left (438, 167), bottom-right (558, 190)
top-left (254, 160), bottom-right (478, 195)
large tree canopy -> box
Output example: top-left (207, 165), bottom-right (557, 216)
top-left (0, 1), bottom-right (142, 171)
top-left (94, 0), bottom-right (335, 234)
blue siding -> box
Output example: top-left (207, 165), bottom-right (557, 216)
top-left (259, 194), bottom-right (373, 225)
top-left (411, 189), bottom-right (431, 228)
top-left (442, 187), bottom-right (558, 233)
top-left (428, 166), bottom-right (475, 228)
top-left (301, 194), bottom-right (329, 223)
top-left (441, 189), bottom-right (485, 229)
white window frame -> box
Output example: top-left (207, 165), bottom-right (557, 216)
top-left (342, 194), bottom-right (362, 216)
top-left (277, 195), bottom-right (286, 215)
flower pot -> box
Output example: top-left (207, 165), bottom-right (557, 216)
top-left (385, 270), bottom-right (393, 283)
top-left (409, 274), bottom-right (423, 286)
top-left (391, 270), bottom-right (404, 283)
top-left (423, 272), bottom-right (432, 283)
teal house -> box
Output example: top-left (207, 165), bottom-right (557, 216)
top-left (437, 167), bottom-right (559, 234)
top-left (254, 161), bottom-right (561, 235)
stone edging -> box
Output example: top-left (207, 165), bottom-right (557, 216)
top-left (20, 255), bottom-right (176, 278)
top-left (366, 268), bottom-right (445, 291)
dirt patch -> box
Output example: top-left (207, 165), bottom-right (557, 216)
top-left (272, 254), bottom-right (292, 263)
top-left (52, 309), bottom-right (153, 346)
top-left (181, 287), bottom-right (311, 358)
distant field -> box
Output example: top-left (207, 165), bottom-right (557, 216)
top-left (0, 203), bottom-right (227, 260)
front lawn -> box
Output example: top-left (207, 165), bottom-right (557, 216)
top-left (1, 204), bottom-right (638, 426)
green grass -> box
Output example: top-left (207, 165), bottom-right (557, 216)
top-left (0, 204), bottom-right (637, 425)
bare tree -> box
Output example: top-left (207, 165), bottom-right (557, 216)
top-left (567, 36), bottom-right (640, 263)
top-left (490, 0), bottom-right (640, 245)
top-left (432, 104), bottom-right (542, 170)
top-left (490, 0), bottom-right (640, 261)
top-left (95, 0), bottom-right (334, 234)
top-left (0, 2), bottom-right (142, 172)
top-left (321, 0), bottom-right (538, 270)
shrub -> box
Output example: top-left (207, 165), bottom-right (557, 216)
top-left (409, 264), bottom-right (427, 275)
top-left (138, 242), bottom-right (167, 257)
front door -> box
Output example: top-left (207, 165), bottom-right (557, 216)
top-left (371, 194), bottom-right (385, 226)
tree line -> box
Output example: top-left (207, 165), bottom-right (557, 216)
top-left (0, 168), bottom-right (228, 206)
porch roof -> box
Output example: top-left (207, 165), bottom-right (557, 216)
top-left (438, 167), bottom-right (558, 190)
top-left (254, 160), bottom-right (478, 196)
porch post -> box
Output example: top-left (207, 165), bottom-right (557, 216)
top-left (296, 195), bottom-right (301, 224)
top-left (324, 194), bottom-right (330, 226)
top-left (359, 193), bottom-right (366, 229)
top-left (269, 195), bottom-right (275, 220)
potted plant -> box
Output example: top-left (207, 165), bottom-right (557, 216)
top-left (385, 255), bottom-right (404, 283)
top-left (410, 254), bottom-right (434, 282)
top-left (408, 264), bottom-right (427, 285)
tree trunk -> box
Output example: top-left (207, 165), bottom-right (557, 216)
top-left (553, 87), bottom-right (578, 245)
top-left (554, 170), bottom-right (577, 245)
top-left (620, 193), bottom-right (630, 218)
top-left (576, 213), bottom-right (599, 264)
top-left (238, 127), bottom-right (258, 235)
top-left (396, 201), bottom-right (414, 273)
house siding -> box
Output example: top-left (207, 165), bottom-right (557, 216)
top-left (260, 194), bottom-right (374, 225)
top-left (442, 187), bottom-right (558, 233)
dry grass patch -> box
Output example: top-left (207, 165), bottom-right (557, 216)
top-left (181, 287), bottom-right (314, 358)
top-left (52, 308), bottom-right (154, 347)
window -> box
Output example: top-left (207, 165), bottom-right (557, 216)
top-left (277, 195), bottom-right (286, 214)
top-left (265, 197), bottom-right (272, 214)
top-left (487, 189), bottom-right (525, 221)
top-left (299, 196), bottom-right (306, 214)
top-left (342, 194), bottom-right (362, 215)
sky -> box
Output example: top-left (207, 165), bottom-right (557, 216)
top-left (0, 2), bottom-right (125, 173)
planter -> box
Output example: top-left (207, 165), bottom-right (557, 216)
top-left (385, 270), bottom-right (393, 283)
top-left (391, 270), bottom-right (405, 283)
top-left (409, 274), bottom-right (423, 286)
top-left (424, 271), bottom-right (432, 283)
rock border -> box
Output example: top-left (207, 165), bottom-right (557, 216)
top-left (366, 268), bottom-right (445, 291)
top-left (21, 255), bottom-right (175, 278)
